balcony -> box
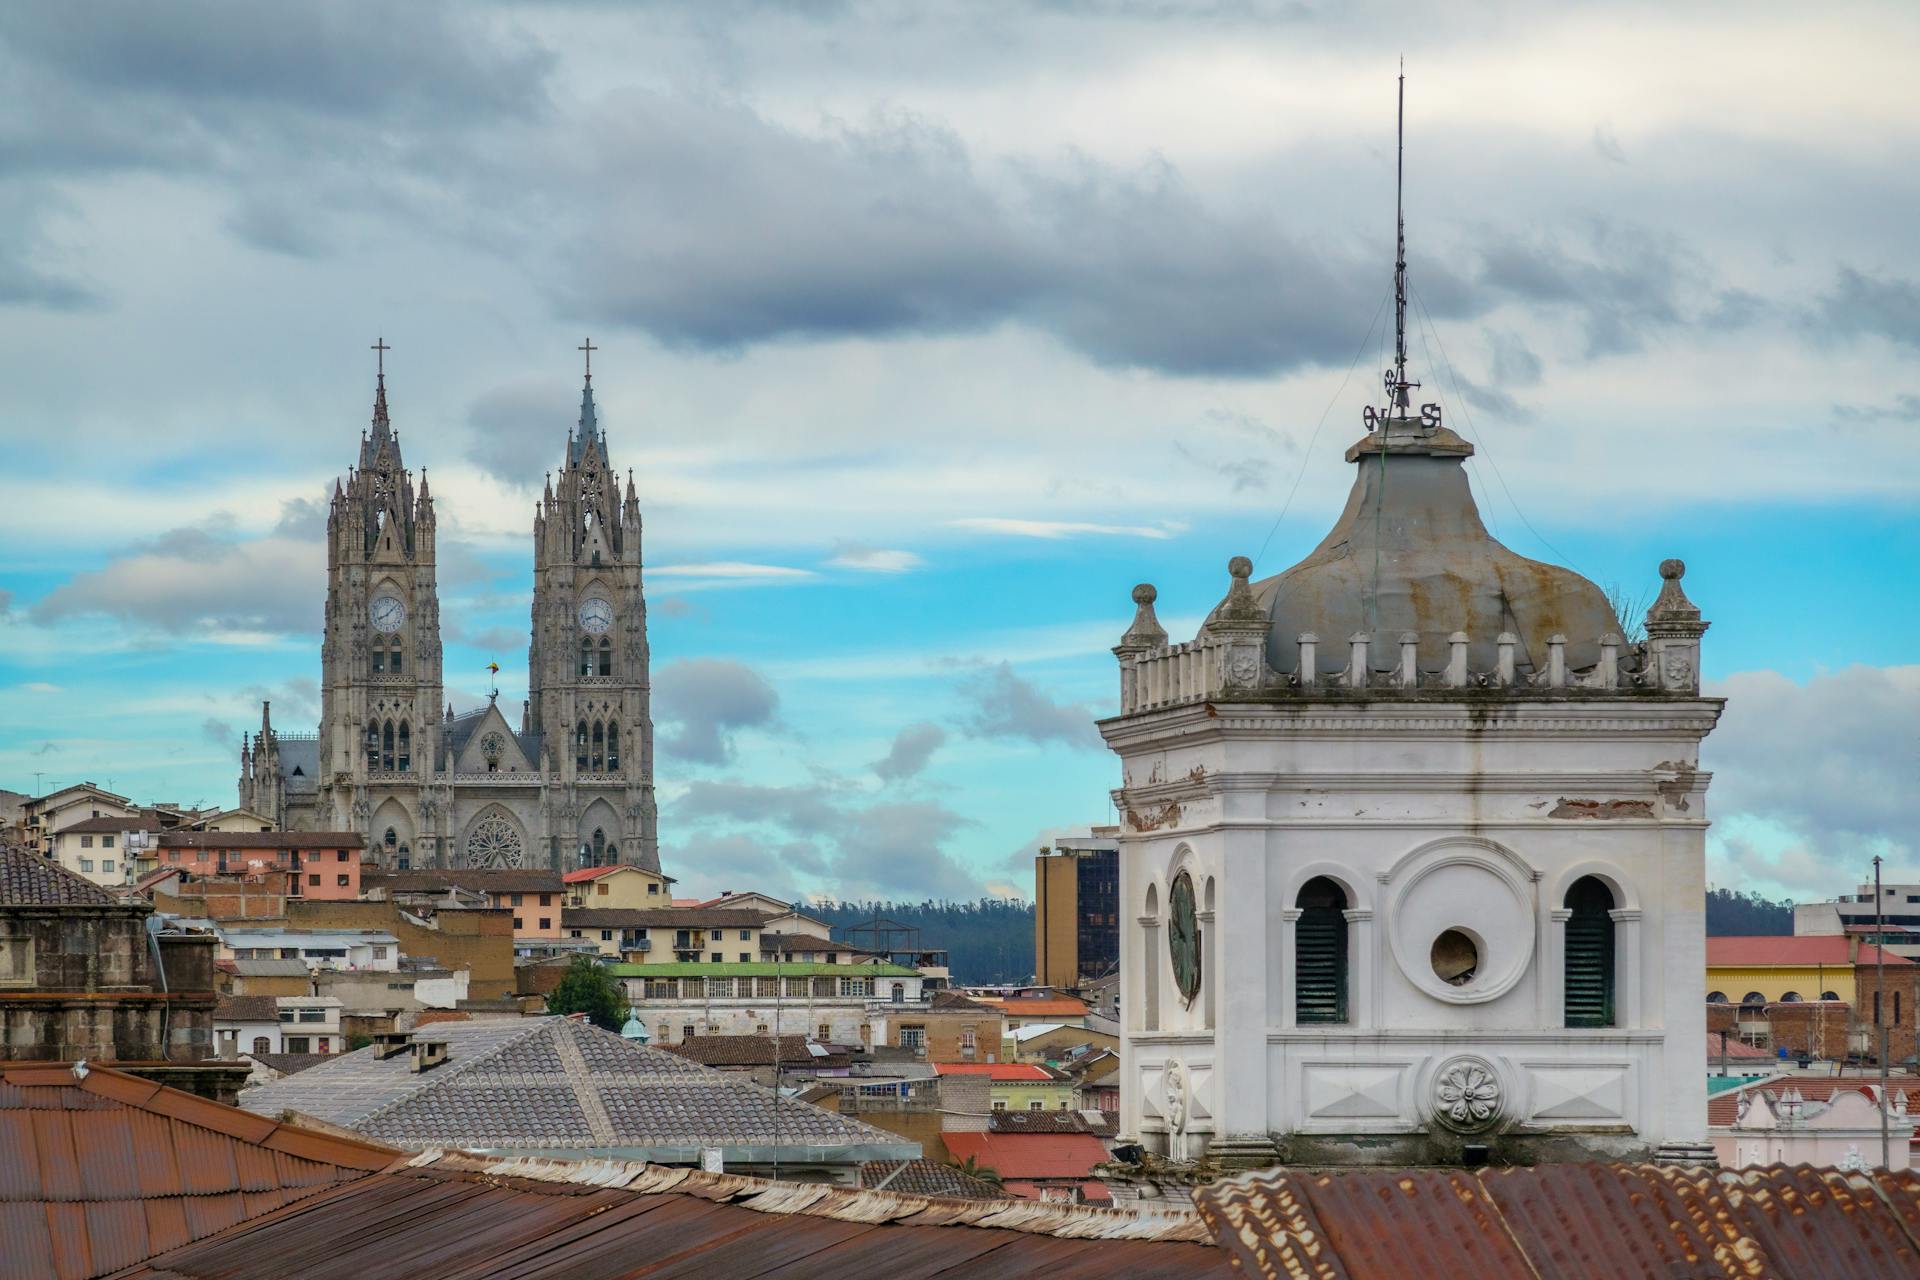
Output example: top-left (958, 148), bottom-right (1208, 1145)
top-left (450, 773), bottom-right (543, 786)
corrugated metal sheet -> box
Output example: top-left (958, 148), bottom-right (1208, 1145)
top-left (110, 1159), bottom-right (1233, 1280)
top-left (0, 1063), bottom-right (393, 1280)
top-left (1193, 1163), bottom-right (1920, 1280)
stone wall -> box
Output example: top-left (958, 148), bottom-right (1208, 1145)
top-left (0, 906), bottom-right (215, 1063)
top-left (283, 899), bottom-right (516, 999)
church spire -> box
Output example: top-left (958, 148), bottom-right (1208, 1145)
top-left (568, 338), bottom-right (609, 467)
top-left (1363, 64), bottom-right (1442, 439)
top-left (370, 337), bottom-right (392, 441)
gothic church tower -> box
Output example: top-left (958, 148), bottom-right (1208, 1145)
top-left (528, 353), bottom-right (660, 872)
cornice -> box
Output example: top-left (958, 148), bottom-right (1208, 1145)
top-left (1116, 771), bottom-right (1715, 801)
top-left (1101, 701), bottom-right (1725, 751)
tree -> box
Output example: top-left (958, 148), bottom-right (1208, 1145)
top-left (946, 1154), bottom-right (1003, 1186)
top-left (545, 956), bottom-right (630, 1032)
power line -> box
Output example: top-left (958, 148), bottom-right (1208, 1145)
top-left (1253, 288), bottom-right (1392, 570)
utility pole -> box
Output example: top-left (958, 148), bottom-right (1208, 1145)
top-left (1877, 854), bottom-right (1890, 1169)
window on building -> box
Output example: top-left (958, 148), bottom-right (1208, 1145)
top-left (579, 638), bottom-right (594, 678)
top-left (597, 884), bottom-right (610, 897)
top-left (710, 952), bottom-right (722, 963)
top-left (79, 858), bottom-right (93, 872)
top-left (647, 883), bottom-right (659, 895)
top-left (818, 1023), bottom-right (830, 1041)
top-left (591, 722), bottom-right (604, 772)
top-left (900, 1027), bottom-right (924, 1050)
top-left (538, 918), bottom-right (551, 930)
top-left (381, 720), bottom-right (395, 770)
top-left (738, 953), bottom-right (750, 963)
top-left (1875, 991), bottom-right (1883, 1025)
top-left (510, 893), bottom-right (523, 906)
top-left (681, 1024), bottom-right (696, 1041)
top-left (601, 930), bottom-right (613, 941)
top-left (102, 860), bottom-right (113, 874)
top-left (101, 835), bottom-right (114, 848)
top-left (297, 1008), bottom-right (326, 1023)
top-left (960, 1028), bottom-right (977, 1055)
top-left (1778, 991), bottom-right (1802, 1003)
top-left (250, 1036), bottom-right (270, 1054)
top-left (513, 917), bottom-right (523, 930)
top-left (1823, 990), bottom-right (1840, 1001)
top-left (372, 946), bottom-right (387, 960)
top-left (739, 930), bottom-right (751, 941)
top-left (600, 638), bottom-right (614, 679)
top-left (607, 718), bottom-right (620, 769)
top-left (1029, 1100), bottom-right (1045, 1111)
top-left (338, 850), bottom-right (349, 862)
top-left (576, 721), bottom-right (589, 771)
top-left (756, 977), bottom-right (779, 997)
top-left (285, 1036), bottom-right (309, 1053)
top-left (825, 953), bottom-right (838, 964)
top-left (891, 983), bottom-right (905, 1004)
top-left (1742, 992), bottom-right (1766, 1007)
top-left (1564, 876), bottom-right (1618, 1028)
top-left (645, 979), bottom-right (675, 999)
top-left (365, 721), bottom-right (379, 768)
top-left (80, 836), bottom-right (93, 848)
top-left (1295, 877), bottom-right (1349, 1024)
top-left (309, 874), bottom-right (321, 886)
top-left (337, 874), bottom-right (350, 888)
top-left (397, 721), bottom-right (410, 771)
top-left (1706, 991), bottom-right (1727, 1003)
top-left (991, 1099), bottom-right (1007, 1111)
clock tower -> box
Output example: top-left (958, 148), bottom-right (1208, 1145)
top-left (313, 349), bottom-right (445, 856)
top-left (527, 350), bottom-right (659, 872)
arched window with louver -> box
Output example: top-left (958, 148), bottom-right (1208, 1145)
top-left (1295, 877), bottom-right (1349, 1024)
top-left (1564, 876), bottom-right (1617, 1028)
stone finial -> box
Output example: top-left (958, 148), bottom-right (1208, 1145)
top-left (1208, 556), bottom-right (1265, 630)
top-left (1647, 558), bottom-right (1701, 623)
top-left (1116, 583), bottom-right (1168, 653)
top-left (1547, 634), bottom-right (1567, 688)
top-left (1446, 631), bottom-right (1470, 687)
top-left (1398, 632), bottom-right (1419, 688)
top-left (1495, 632), bottom-right (1518, 686)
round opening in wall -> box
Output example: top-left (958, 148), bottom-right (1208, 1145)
top-left (1431, 929), bottom-right (1479, 986)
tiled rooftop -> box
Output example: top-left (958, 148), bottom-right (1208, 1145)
top-left (0, 844), bottom-right (120, 907)
top-left (859, 1158), bottom-right (1013, 1200)
top-left (239, 1016), bottom-right (915, 1159)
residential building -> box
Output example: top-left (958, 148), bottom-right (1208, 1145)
top-left (213, 994), bottom-right (345, 1056)
top-left (150, 831), bottom-right (366, 899)
top-left (872, 990), bottom-right (1004, 1062)
top-left (238, 1016), bottom-right (917, 1178)
top-left (235, 361), bottom-right (661, 876)
top-left (562, 862), bottom-right (671, 908)
top-left (1707, 934), bottom-right (1911, 1007)
top-left (969, 989), bottom-right (1090, 1031)
top-left (1796, 886), bottom-right (1920, 959)
top-left (613, 960), bottom-right (925, 1045)
top-left (214, 926), bottom-right (400, 972)
top-left (1102, 258), bottom-right (1722, 1163)
top-left (932, 1062), bottom-right (1075, 1111)
top-left (19, 782), bottom-right (136, 857)
top-left (666, 1034), bottom-right (853, 1087)
top-left (1006, 1021), bottom-right (1119, 1067)
top-left (563, 906), bottom-right (771, 960)
top-left (48, 813), bottom-right (154, 886)
top-left (1034, 829), bottom-right (1119, 989)
top-left (191, 806), bottom-right (278, 832)
top-left (940, 1130), bottom-right (1113, 1203)
top-left (843, 915), bottom-right (954, 990)
top-left (281, 895), bottom-right (519, 1001)
top-left (758, 931), bottom-right (883, 964)
top-left (372, 868), bottom-right (566, 942)
top-left (0, 845), bottom-right (243, 1101)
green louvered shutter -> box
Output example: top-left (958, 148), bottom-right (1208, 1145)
top-left (1564, 880), bottom-right (1616, 1028)
top-left (1295, 904), bottom-right (1348, 1024)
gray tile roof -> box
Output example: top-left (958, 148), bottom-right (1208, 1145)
top-left (859, 1158), bottom-right (1013, 1200)
top-left (0, 845), bottom-right (120, 906)
top-left (239, 1016), bottom-right (914, 1161)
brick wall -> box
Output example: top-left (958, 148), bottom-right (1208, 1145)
top-left (283, 900), bottom-right (517, 999)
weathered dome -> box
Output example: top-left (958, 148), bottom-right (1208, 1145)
top-left (1228, 420), bottom-right (1621, 678)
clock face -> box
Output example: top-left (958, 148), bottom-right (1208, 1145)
top-left (1168, 871), bottom-right (1202, 1004)
top-left (370, 595), bottom-right (406, 634)
top-left (578, 597), bottom-right (614, 634)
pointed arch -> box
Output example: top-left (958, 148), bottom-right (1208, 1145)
top-left (591, 828), bottom-right (607, 866)
top-left (575, 721), bottom-right (589, 771)
top-left (364, 721), bottom-right (379, 768)
top-left (607, 719), bottom-right (620, 771)
top-left (600, 637), bottom-right (613, 678)
top-left (397, 721), bottom-right (411, 772)
top-left (462, 805), bottom-right (526, 870)
top-left (381, 720), bottom-right (395, 771)
top-left (591, 721), bottom-right (605, 771)
top-left (579, 637), bottom-right (593, 677)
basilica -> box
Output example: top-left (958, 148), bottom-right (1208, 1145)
top-left (238, 353), bottom-right (659, 874)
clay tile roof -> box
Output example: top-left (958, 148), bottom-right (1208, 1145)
top-left (61, 815), bottom-right (151, 834)
top-left (0, 1060), bottom-right (394, 1280)
top-left (859, 1158), bottom-right (1014, 1200)
top-left (214, 994), bottom-right (281, 1023)
top-left (563, 907), bottom-right (772, 929)
top-left (989, 1109), bottom-right (1118, 1136)
top-left (0, 845), bottom-right (121, 906)
top-left (411, 1011), bottom-right (472, 1028)
top-left (665, 1035), bottom-right (813, 1067)
top-left (931, 1062), bottom-right (1055, 1082)
top-left (157, 831), bottom-right (366, 850)
top-left (971, 996), bottom-right (1091, 1016)
top-left (1707, 935), bottom-right (1914, 966)
top-left (941, 1131), bottom-right (1111, 1180)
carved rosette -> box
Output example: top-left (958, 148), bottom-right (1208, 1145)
top-left (1431, 1058), bottom-right (1502, 1132)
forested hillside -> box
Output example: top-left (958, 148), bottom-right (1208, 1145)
top-left (1705, 887), bottom-right (1796, 935)
top-left (809, 898), bottom-right (1036, 985)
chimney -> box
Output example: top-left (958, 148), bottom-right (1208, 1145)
top-left (373, 1032), bottom-right (411, 1060)
top-left (410, 1039), bottom-right (451, 1073)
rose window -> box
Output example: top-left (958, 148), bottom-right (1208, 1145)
top-left (465, 813), bottom-right (524, 869)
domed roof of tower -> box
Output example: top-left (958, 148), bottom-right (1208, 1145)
top-left (1215, 414), bottom-right (1621, 679)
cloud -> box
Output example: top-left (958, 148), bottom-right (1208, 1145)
top-left (1474, 219), bottom-right (1703, 358)
top-left (653, 659), bottom-right (780, 765)
top-left (18, 681), bottom-right (60, 694)
top-left (674, 780), bottom-right (842, 836)
top-left (955, 662), bottom-right (1100, 749)
top-left (1590, 124), bottom-right (1627, 165)
top-left (201, 717), bottom-right (233, 748)
top-left (32, 519), bottom-right (321, 635)
top-left (948, 517), bottom-right (1175, 540)
top-left (872, 722), bottom-right (946, 782)
top-left (549, 90), bottom-right (1481, 378)
top-left (465, 379), bottom-right (576, 488)
top-left (650, 562), bottom-right (817, 581)
top-left (827, 544), bottom-right (924, 573)
top-left (1831, 393), bottom-right (1920, 426)
top-left (1485, 330), bottom-right (1543, 388)
top-left (1704, 664), bottom-right (1919, 894)
top-left (1819, 267), bottom-right (1920, 351)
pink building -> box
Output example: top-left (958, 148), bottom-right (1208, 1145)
top-left (155, 832), bottom-right (366, 900)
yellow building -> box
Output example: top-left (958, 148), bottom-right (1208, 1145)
top-left (932, 1063), bottom-right (1075, 1111)
top-left (563, 864), bottom-right (671, 909)
top-left (1705, 935), bottom-right (1909, 1006)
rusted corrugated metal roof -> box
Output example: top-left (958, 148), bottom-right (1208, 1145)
top-left (1193, 1163), bottom-right (1920, 1279)
top-left (109, 1152), bottom-right (1229, 1279)
top-left (0, 1062), bottom-right (393, 1280)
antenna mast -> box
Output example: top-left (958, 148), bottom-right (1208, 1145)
top-left (1392, 61), bottom-right (1409, 413)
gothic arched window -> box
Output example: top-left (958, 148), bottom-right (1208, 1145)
top-left (1564, 876), bottom-right (1617, 1028)
top-left (592, 828), bottom-right (607, 866)
top-left (600, 638), bottom-right (613, 678)
top-left (364, 722), bottom-right (379, 768)
top-left (397, 722), bottom-right (410, 772)
top-left (390, 639), bottom-right (403, 675)
top-left (606, 841), bottom-right (618, 863)
top-left (579, 638), bottom-right (593, 677)
top-left (381, 721), bottom-right (395, 771)
top-left (575, 721), bottom-right (589, 771)
top-left (397, 843), bottom-right (411, 871)
top-left (371, 643), bottom-right (384, 674)
top-left (384, 827), bottom-right (397, 853)
top-left (1295, 877), bottom-right (1349, 1024)
top-left (607, 719), bottom-right (620, 771)
top-left (591, 722), bottom-right (605, 771)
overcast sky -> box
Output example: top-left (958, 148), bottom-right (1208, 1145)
top-left (0, 1), bottom-right (1914, 903)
